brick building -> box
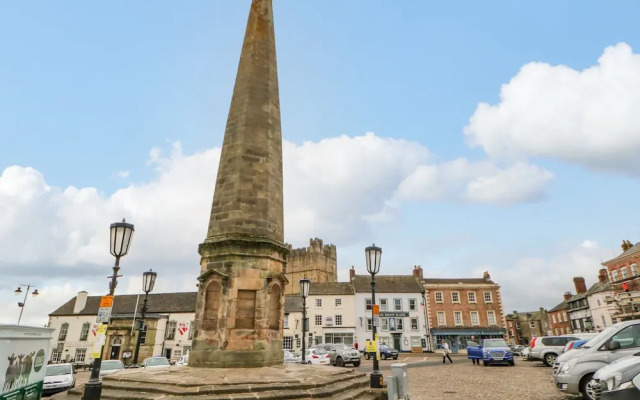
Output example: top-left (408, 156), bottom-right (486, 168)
top-left (424, 271), bottom-right (506, 352)
top-left (548, 293), bottom-right (572, 335)
top-left (285, 238), bottom-right (338, 295)
top-left (602, 240), bottom-right (640, 321)
top-left (504, 308), bottom-right (550, 345)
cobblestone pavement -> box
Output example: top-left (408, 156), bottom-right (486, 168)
top-left (405, 358), bottom-right (579, 400)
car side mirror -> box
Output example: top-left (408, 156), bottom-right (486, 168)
top-left (608, 341), bottom-right (621, 351)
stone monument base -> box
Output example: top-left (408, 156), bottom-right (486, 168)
top-left (67, 364), bottom-right (385, 400)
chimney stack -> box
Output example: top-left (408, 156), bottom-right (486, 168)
top-left (622, 240), bottom-right (631, 252)
top-left (598, 269), bottom-right (608, 283)
top-left (349, 266), bottom-right (355, 282)
top-left (412, 265), bottom-right (424, 279)
top-left (564, 291), bottom-right (573, 301)
top-left (573, 277), bottom-right (587, 294)
top-left (73, 291), bottom-right (88, 314)
top-left (483, 271), bottom-right (491, 281)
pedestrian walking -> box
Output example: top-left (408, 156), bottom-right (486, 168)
top-left (441, 339), bottom-right (453, 364)
top-left (354, 342), bottom-right (358, 350)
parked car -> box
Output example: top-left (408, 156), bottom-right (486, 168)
top-left (364, 344), bottom-right (398, 360)
top-left (141, 356), bottom-right (171, 369)
top-left (553, 320), bottom-right (640, 400)
top-left (593, 352), bottom-right (640, 399)
top-left (467, 339), bottom-right (515, 366)
top-left (283, 350), bottom-right (298, 363)
top-left (530, 334), bottom-right (588, 366)
top-left (521, 346), bottom-right (531, 360)
top-left (314, 343), bottom-right (361, 367)
top-left (176, 354), bottom-right (189, 366)
top-left (511, 345), bottom-right (525, 356)
top-left (298, 348), bottom-right (331, 365)
top-left (562, 335), bottom-right (598, 354)
top-left (43, 363), bottom-right (76, 395)
top-left (99, 360), bottom-right (125, 378)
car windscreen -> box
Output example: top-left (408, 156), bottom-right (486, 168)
top-left (467, 341), bottom-right (479, 347)
top-left (483, 340), bottom-right (508, 348)
top-left (45, 365), bottom-right (72, 376)
top-left (582, 325), bottom-right (618, 348)
top-left (332, 344), bottom-right (348, 350)
top-left (146, 358), bottom-right (169, 366)
top-left (101, 361), bottom-right (123, 370)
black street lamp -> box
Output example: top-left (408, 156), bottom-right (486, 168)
top-left (365, 244), bottom-right (382, 388)
top-left (299, 278), bottom-right (310, 364)
top-left (82, 219), bottom-right (134, 400)
top-left (14, 284), bottom-right (39, 325)
top-left (131, 269), bottom-right (157, 367)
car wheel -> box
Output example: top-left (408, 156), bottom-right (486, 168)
top-left (579, 373), bottom-right (596, 400)
top-left (393, 356), bottom-right (398, 360)
top-left (307, 361), bottom-right (312, 365)
top-left (544, 353), bottom-right (557, 367)
top-left (483, 361), bottom-right (488, 366)
top-left (383, 354), bottom-right (388, 360)
top-left (509, 360), bottom-right (515, 366)
top-left (353, 361), bottom-right (361, 367)
top-left (336, 357), bottom-right (344, 367)
top-left (364, 353), bottom-right (370, 360)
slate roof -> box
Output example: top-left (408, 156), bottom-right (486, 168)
top-left (548, 300), bottom-right (568, 313)
top-left (284, 296), bottom-right (303, 313)
top-left (423, 278), bottom-right (496, 285)
top-left (586, 280), bottom-right (612, 295)
top-left (603, 242), bottom-right (640, 265)
top-left (309, 282), bottom-right (354, 296)
top-left (49, 292), bottom-right (197, 316)
top-left (352, 275), bottom-right (423, 293)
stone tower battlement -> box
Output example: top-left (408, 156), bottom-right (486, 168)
top-left (285, 238), bottom-right (338, 295)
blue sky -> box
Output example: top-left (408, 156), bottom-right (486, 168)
top-left (2, 0), bottom-right (640, 325)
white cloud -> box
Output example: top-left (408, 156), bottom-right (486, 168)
top-left (0, 133), bottom-right (552, 325)
top-left (465, 43), bottom-right (640, 175)
top-left (582, 240), bottom-right (598, 249)
top-left (395, 159), bottom-right (553, 205)
top-left (116, 170), bottom-right (130, 178)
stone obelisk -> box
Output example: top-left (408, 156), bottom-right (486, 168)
top-left (189, 0), bottom-right (289, 368)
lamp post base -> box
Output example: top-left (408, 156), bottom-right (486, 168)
top-left (370, 370), bottom-right (383, 388)
top-left (81, 379), bottom-right (103, 400)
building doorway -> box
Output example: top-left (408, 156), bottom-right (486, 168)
top-left (109, 336), bottom-right (121, 360)
top-left (392, 334), bottom-right (401, 351)
top-left (164, 348), bottom-right (172, 360)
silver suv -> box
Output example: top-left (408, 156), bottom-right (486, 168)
top-left (315, 343), bottom-right (361, 367)
top-left (530, 334), bottom-right (587, 366)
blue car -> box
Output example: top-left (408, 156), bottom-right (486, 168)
top-left (467, 339), bottom-right (514, 366)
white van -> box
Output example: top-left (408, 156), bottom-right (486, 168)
top-left (553, 320), bottom-right (640, 400)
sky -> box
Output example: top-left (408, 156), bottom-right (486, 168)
top-left (2, 0), bottom-right (640, 326)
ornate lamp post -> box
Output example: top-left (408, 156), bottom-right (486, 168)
top-left (14, 284), bottom-right (39, 325)
top-left (299, 278), bottom-right (310, 364)
top-left (365, 244), bottom-right (382, 388)
top-left (82, 219), bottom-right (134, 400)
top-left (131, 269), bottom-right (157, 367)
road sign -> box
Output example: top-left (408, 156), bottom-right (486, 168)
top-left (372, 305), bottom-right (380, 315)
top-left (373, 315), bottom-right (380, 327)
top-left (365, 339), bottom-right (377, 353)
top-left (91, 325), bottom-right (108, 358)
top-left (100, 295), bottom-right (114, 308)
top-left (96, 307), bottom-right (112, 324)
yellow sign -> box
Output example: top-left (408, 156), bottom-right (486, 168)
top-left (372, 304), bottom-right (380, 315)
top-left (365, 339), bottom-right (377, 353)
top-left (91, 325), bottom-right (108, 358)
top-left (100, 295), bottom-right (114, 308)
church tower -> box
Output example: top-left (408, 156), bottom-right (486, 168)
top-left (189, 0), bottom-right (289, 368)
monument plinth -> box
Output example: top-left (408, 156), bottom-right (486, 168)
top-left (189, 0), bottom-right (289, 368)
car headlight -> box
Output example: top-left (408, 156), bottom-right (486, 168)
top-left (606, 373), bottom-right (623, 391)
top-left (559, 358), bottom-right (577, 374)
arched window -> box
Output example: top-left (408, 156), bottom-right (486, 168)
top-left (268, 284), bottom-right (281, 330)
top-left (203, 280), bottom-right (222, 330)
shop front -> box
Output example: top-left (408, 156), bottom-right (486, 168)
top-left (431, 328), bottom-right (506, 354)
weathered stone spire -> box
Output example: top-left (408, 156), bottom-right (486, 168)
top-left (206, 0), bottom-right (284, 243)
top-left (190, 0), bottom-right (288, 369)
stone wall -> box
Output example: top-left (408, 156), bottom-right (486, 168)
top-left (285, 238), bottom-right (337, 295)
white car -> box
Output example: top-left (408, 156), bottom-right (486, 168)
top-left (99, 360), bottom-right (124, 378)
top-left (43, 363), bottom-right (76, 395)
top-left (283, 350), bottom-right (298, 363)
top-left (297, 349), bottom-right (330, 365)
top-left (176, 354), bottom-right (189, 366)
top-left (141, 356), bottom-right (171, 369)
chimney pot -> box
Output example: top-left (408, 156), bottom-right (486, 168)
top-left (564, 291), bottom-right (573, 301)
top-left (349, 266), bottom-right (355, 282)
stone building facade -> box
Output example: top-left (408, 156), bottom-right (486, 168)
top-left (285, 238), bottom-right (338, 295)
top-left (48, 291), bottom-right (197, 365)
top-left (424, 271), bottom-right (506, 352)
top-left (504, 308), bottom-right (550, 345)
